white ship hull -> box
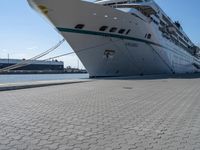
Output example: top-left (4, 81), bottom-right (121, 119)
top-left (28, 0), bottom-right (200, 77)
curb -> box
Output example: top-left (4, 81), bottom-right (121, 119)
top-left (0, 80), bottom-right (90, 92)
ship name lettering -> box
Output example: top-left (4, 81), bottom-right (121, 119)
top-left (125, 42), bottom-right (139, 47)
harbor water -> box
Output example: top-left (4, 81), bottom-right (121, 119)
top-left (0, 74), bottom-right (89, 84)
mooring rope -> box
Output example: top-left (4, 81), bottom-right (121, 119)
top-left (0, 39), bottom-right (65, 72)
top-left (0, 38), bottom-right (121, 72)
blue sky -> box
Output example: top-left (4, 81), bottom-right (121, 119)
top-left (0, 0), bottom-right (199, 68)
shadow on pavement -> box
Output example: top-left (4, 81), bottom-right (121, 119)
top-left (92, 73), bottom-right (200, 80)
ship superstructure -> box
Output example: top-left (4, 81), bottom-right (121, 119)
top-left (28, 0), bottom-right (200, 77)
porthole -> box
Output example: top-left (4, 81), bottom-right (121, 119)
top-left (99, 26), bottom-right (108, 31)
top-left (75, 24), bottom-right (85, 29)
top-left (118, 29), bottom-right (126, 34)
top-left (109, 27), bottom-right (117, 33)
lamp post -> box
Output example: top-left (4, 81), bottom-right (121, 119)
top-left (77, 59), bottom-right (79, 69)
top-left (8, 53), bottom-right (10, 63)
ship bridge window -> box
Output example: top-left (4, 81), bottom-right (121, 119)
top-left (118, 29), bottom-right (126, 34)
top-left (126, 29), bottom-right (131, 35)
top-left (99, 26), bottom-right (108, 31)
top-left (75, 24), bottom-right (85, 29)
top-left (109, 27), bottom-right (118, 33)
top-left (115, 4), bottom-right (156, 17)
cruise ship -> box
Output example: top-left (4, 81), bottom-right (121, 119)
top-left (28, 0), bottom-right (200, 77)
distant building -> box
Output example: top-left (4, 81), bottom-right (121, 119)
top-left (65, 66), bottom-right (87, 73)
top-left (0, 59), bottom-right (64, 71)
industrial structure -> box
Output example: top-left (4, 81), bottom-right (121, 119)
top-left (0, 59), bottom-right (64, 71)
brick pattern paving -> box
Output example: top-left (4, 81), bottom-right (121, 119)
top-left (0, 78), bottom-right (200, 150)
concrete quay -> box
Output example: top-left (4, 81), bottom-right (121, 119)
top-left (0, 75), bottom-right (200, 150)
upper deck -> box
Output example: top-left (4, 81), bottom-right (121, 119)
top-left (96, 0), bottom-right (152, 4)
top-left (94, 0), bottom-right (200, 57)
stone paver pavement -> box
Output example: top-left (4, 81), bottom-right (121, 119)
top-left (0, 77), bottom-right (200, 150)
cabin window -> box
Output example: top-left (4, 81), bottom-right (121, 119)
top-left (155, 14), bottom-right (160, 19)
top-left (126, 29), bottom-right (131, 35)
top-left (109, 27), bottom-right (117, 33)
top-left (160, 20), bottom-right (165, 26)
top-left (75, 24), bottom-right (85, 29)
top-left (153, 20), bottom-right (159, 25)
top-left (147, 34), bottom-right (152, 39)
top-left (118, 29), bottom-right (126, 34)
top-left (99, 26), bottom-right (108, 31)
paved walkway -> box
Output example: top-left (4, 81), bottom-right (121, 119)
top-left (0, 76), bottom-right (200, 150)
